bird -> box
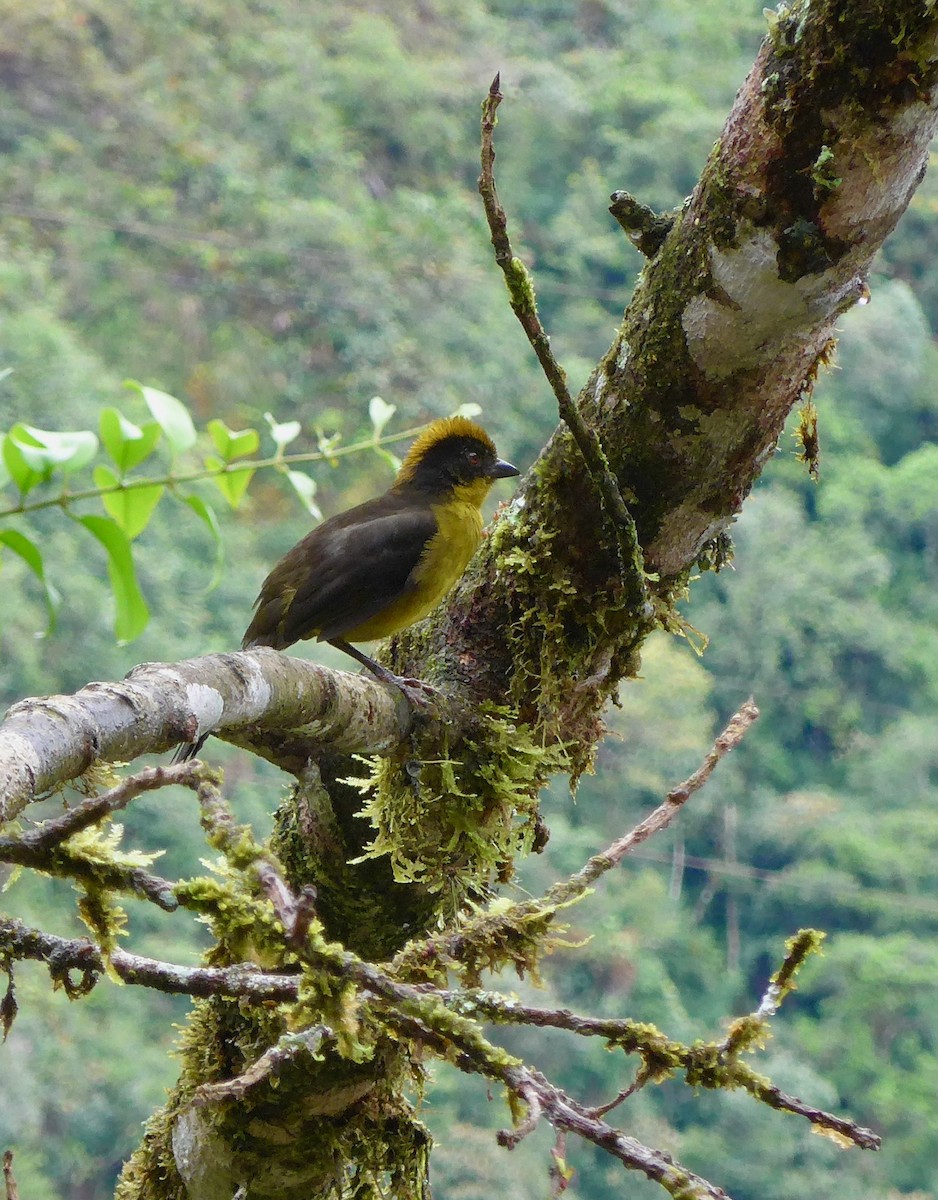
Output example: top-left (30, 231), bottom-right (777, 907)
top-left (174, 416), bottom-right (519, 760)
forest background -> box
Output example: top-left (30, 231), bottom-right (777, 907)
top-left (0, 1), bottom-right (936, 1198)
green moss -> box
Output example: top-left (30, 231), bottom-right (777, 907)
top-left (117, 992), bottom-right (429, 1200)
top-left (174, 871), bottom-right (290, 967)
top-left (773, 927), bottom-right (826, 997)
top-left (721, 1015), bottom-right (771, 1058)
top-left (293, 968), bottom-right (373, 1063)
top-left (504, 255), bottom-right (537, 314)
top-left (810, 144), bottom-right (841, 194)
top-left (350, 704), bottom-right (564, 905)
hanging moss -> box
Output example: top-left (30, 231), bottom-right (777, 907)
top-left (350, 703), bottom-right (566, 905)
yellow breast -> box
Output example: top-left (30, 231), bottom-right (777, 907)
top-left (345, 491), bottom-right (485, 642)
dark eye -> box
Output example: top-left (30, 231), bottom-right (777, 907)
top-left (466, 450), bottom-right (481, 467)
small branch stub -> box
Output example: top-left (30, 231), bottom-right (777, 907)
top-left (609, 190), bottom-right (676, 257)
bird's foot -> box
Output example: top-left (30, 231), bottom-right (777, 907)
top-left (393, 675), bottom-right (439, 708)
top-left (383, 672), bottom-right (439, 709)
top-left (366, 664), bottom-right (438, 709)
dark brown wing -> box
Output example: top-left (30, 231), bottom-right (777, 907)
top-left (242, 492), bottom-right (437, 650)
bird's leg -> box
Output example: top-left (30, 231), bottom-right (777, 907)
top-left (328, 639), bottom-right (437, 707)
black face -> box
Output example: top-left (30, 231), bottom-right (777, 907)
top-left (411, 435), bottom-right (519, 490)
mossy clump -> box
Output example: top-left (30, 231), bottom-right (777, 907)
top-left (350, 704), bottom-right (566, 904)
top-left (487, 474), bottom-right (651, 783)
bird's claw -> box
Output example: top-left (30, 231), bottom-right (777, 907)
top-left (393, 675), bottom-right (439, 708)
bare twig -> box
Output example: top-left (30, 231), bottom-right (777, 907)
top-left (496, 1081), bottom-right (543, 1149)
top-left (741, 1077), bottom-right (880, 1150)
top-left (5, 762), bottom-right (206, 853)
top-left (498, 1063), bottom-right (730, 1200)
top-left (548, 698), bottom-right (759, 904)
top-left (479, 75), bottom-right (649, 614)
top-left (585, 1067), bottom-right (651, 1118)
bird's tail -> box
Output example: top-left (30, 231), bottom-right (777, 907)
top-left (171, 734), bottom-right (208, 764)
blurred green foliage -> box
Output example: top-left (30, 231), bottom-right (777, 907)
top-left (1, 1), bottom-right (937, 1198)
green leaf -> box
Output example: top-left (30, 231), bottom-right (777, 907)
top-left (3, 426), bottom-right (98, 492)
top-left (264, 411), bottom-right (301, 451)
top-left (205, 456), bottom-right (255, 508)
top-left (10, 425), bottom-right (98, 475)
top-left (0, 436), bottom-right (11, 490)
top-left (182, 494), bottom-right (224, 590)
top-left (93, 465), bottom-right (165, 539)
top-left (368, 396), bottom-right (396, 440)
top-left (78, 515), bottom-right (149, 643)
top-left (2, 436), bottom-right (46, 496)
top-left (0, 529), bottom-right (62, 635)
top-left (207, 419), bottom-right (260, 462)
top-left (124, 381), bottom-right (197, 456)
top-left (99, 408), bottom-right (162, 473)
top-left (285, 469), bottom-right (322, 518)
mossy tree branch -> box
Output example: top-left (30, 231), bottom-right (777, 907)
top-left (0, 704), bottom-right (877, 1197)
top-left (0, 741), bottom-right (876, 1197)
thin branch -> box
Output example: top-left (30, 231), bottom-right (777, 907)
top-left (0, 917), bottom-right (297, 1001)
top-left (720, 928), bottom-right (826, 1060)
top-left (0, 763), bottom-right (189, 912)
top-left (498, 1063), bottom-right (730, 1200)
top-left (192, 1026), bottom-right (328, 1106)
top-left (4, 762), bottom-right (204, 853)
top-left (584, 1067), bottom-right (651, 1118)
top-left (496, 1081), bottom-right (543, 1149)
top-left (0, 830), bottom-right (179, 913)
top-left (373, 998), bottom-right (723, 1199)
top-left (0, 423), bottom-right (429, 521)
top-left (478, 75), bottom-right (649, 614)
top-left (740, 1076), bottom-right (880, 1151)
top-left (547, 697), bottom-right (759, 904)
top-left (444, 984), bottom-right (879, 1151)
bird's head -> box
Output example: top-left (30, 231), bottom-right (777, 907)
top-left (395, 417), bottom-right (519, 504)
